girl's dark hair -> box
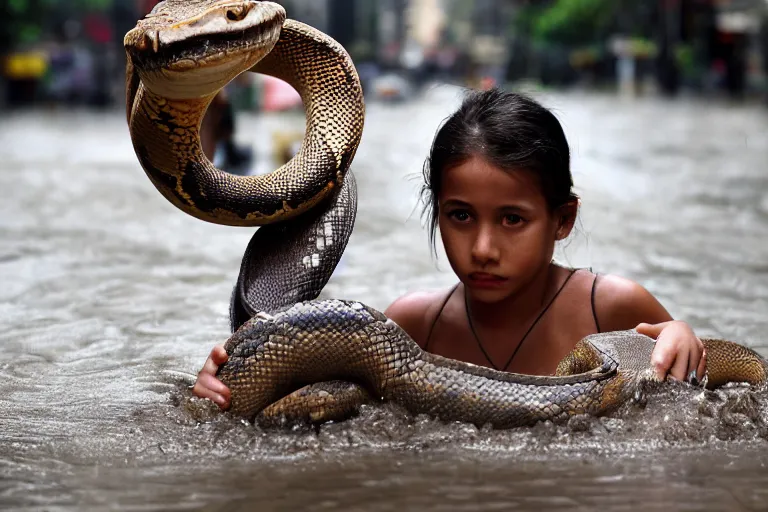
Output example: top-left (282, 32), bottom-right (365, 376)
top-left (422, 88), bottom-right (578, 250)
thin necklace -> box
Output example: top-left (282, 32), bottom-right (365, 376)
top-left (464, 269), bottom-right (577, 372)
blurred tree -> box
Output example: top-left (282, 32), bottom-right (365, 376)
top-left (532, 0), bottom-right (615, 45)
top-left (513, 0), bottom-right (654, 46)
top-left (508, 0), bottom-right (660, 86)
top-left (2, 0), bottom-right (46, 51)
top-left (1, 0), bottom-right (114, 52)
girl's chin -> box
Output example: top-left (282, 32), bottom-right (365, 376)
top-left (464, 283), bottom-right (512, 303)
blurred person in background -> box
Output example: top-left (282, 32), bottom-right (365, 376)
top-left (207, 75), bottom-right (254, 175)
top-left (136, 0), bottom-right (253, 174)
top-left (46, 20), bottom-right (95, 105)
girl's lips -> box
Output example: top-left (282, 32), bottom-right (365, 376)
top-left (468, 272), bottom-right (507, 287)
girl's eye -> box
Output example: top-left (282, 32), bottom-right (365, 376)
top-left (448, 210), bottom-right (471, 222)
top-left (504, 214), bottom-right (523, 226)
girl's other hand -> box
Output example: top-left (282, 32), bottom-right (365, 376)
top-left (635, 321), bottom-right (706, 383)
top-left (192, 344), bottom-right (231, 410)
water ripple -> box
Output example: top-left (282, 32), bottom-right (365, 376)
top-left (2, 95), bottom-right (768, 510)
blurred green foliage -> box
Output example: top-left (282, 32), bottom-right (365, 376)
top-left (3, 0), bottom-right (47, 47)
top-left (2, 0), bottom-right (113, 50)
top-left (514, 0), bottom-right (650, 46)
top-left (532, 0), bottom-right (615, 45)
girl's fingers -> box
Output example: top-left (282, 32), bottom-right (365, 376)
top-left (211, 345), bottom-right (229, 365)
top-left (193, 373), bottom-right (231, 409)
top-left (193, 345), bottom-right (232, 409)
top-left (197, 372), bottom-right (231, 397)
top-left (650, 344), bottom-right (675, 381)
top-left (636, 321), bottom-right (674, 339)
top-left (201, 345), bottom-right (228, 375)
top-left (191, 382), bottom-right (226, 408)
top-left (677, 337), bottom-right (705, 385)
top-left (696, 349), bottom-right (707, 383)
top-left (668, 348), bottom-right (690, 382)
top-left (686, 342), bottom-right (703, 383)
top-left (201, 356), bottom-right (219, 376)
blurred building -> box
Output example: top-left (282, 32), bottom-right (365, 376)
top-left (282, 0), bottom-right (510, 81)
top-left (377, 0), bottom-right (408, 66)
top-left (711, 0), bottom-right (767, 96)
top-left (279, 0), bottom-right (330, 32)
top-left (407, 0), bottom-right (446, 50)
top-left (655, 0), bottom-right (767, 96)
top-left (2, 0), bottom-right (768, 109)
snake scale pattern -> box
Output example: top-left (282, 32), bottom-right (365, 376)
top-left (125, 0), bottom-right (768, 428)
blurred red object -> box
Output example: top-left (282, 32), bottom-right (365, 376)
top-left (479, 76), bottom-right (496, 91)
top-left (261, 76), bottom-right (302, 112)
top-left (83, 14), bottom-right (113, 44)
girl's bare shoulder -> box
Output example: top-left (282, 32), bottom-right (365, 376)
top-left (593, 274), bottom-right (672, 331)
top-left (384, 287), bottom-right (455, 347)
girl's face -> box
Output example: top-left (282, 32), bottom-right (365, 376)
top-left (438, 155), bottom-right (573, 304)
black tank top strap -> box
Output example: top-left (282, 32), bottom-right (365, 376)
top-left (424, 283), bottom-right (459, 352)
top-left (590, 272), bottom-right (602, 333)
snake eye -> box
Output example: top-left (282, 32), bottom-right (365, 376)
top-left (226, 6), bottom-right (248, 21)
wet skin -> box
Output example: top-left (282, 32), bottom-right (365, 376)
top-left (385, 155), bottom-right (706, 378)
top-left (193, 155), bottom-right (707, 408)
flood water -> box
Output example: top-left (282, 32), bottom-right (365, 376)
top-left (2, 88), bottom-right (768, 511)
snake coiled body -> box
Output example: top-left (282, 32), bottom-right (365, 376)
top-left (218, 300), bottom-right (767, 428)
top-left (126, 0), bottom-right (768, 429)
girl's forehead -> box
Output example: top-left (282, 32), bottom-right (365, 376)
top-left (440, 156), bottom-right (545, 204)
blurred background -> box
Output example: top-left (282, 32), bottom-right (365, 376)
top-left (2, 2), bottom-right (768, 508)
top-left (2, 0), bottom-right (768, 111)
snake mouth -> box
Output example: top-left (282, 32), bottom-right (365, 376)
top-left (125, 1), bottom-right (285, 75)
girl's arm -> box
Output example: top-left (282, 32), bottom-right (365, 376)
top-left (595, 275), bottom-right (706, 383)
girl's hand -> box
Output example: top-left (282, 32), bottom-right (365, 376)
top-left (192, 344), bottom-right (231, 409)
top-left (635, 321), bottom-right (706, 383)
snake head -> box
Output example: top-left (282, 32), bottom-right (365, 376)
top-left (124, 0), bottom-right (285, 99)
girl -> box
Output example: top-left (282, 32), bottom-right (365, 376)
top-left (193, 89), bottom-right (706, 410)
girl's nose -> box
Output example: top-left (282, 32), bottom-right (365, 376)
top-left (471, 225), bottom-right (499, 264)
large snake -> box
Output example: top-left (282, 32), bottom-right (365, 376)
top-left (125, 0), bottom-right (768, 429)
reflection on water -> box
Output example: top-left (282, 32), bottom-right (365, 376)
top-left (1, 88), bottom-right (768, 510)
